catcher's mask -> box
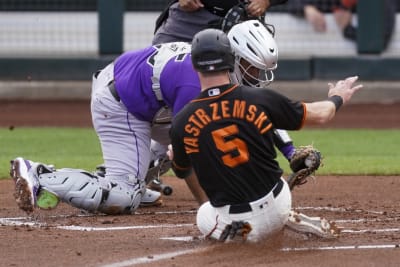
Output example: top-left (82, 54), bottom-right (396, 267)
top-left (227, 20), bottom-right (278, 87)
top-left (191, 28), bottom-right (235, 73)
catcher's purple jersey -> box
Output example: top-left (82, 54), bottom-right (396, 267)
top-left (113, 43), bottom-right (200, 122)
top-left (170, 83), bottom-right (305, 207)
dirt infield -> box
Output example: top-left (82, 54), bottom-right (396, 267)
top-left (1, 101), bottom-right (400, 267)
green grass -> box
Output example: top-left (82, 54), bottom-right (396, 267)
top-left (0, 127), bottom-right (102, 179)
top-left (276, 129), bottom-right (400, 175)
top-left (0, 128), bottom-right (399, 179)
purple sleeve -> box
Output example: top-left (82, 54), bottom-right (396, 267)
top-left (171, 85), bottom-right (201, 116)
top-left (159, 54), bottom-right (201, 115)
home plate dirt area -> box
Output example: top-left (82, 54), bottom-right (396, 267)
top-left (0, 101), bottom-right (400, 267)
top-left (1, 176), bottom-right (400, 267)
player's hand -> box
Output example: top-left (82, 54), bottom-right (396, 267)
top-left (333, 8), bottom-right (352, 30)
top-left (167, 144), bottom-right (174, 161)
top-left (179, 0), bottom-right (204, 12)
top-left (328, 76), bottom-right (363, 104)
top-left (247, 0), bottom-right (270, 17)
top-left (304, 5), bottom-right (326, 32)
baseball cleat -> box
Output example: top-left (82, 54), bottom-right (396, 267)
top-left (219, 221), bottom-right (252, 242)
top-left (10, 157), bottom-right (40, 213)
top-left (140, 188), bottom-right (163, 207)
top-left (285, 210), bottom-right (340, 239)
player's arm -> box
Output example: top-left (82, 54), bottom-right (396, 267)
top-left (304, 76), bottom-right (363, 125)
top-left (247, 0), bottom-right (288, 17)
top-left (167, 131), bottom-right (209, 205)
top-left (183, 171), bottom-right (209, 205)
top-left (179, 0), bottom-right (204, 12)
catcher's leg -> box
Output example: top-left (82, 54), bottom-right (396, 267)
top-left (95, 149), bottom-right (173, 196)
top-left (38, 166), bottom-right (146, 215)
top-left (273, 129), bottom-right (295, 161)
top-left (11, 157), bottom-right (146, 214)
top-left (91, 82), bottom-right (162, 206)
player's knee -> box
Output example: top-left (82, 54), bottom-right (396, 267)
top-left (98, 180), bottom-right (144, 215)
top-left (196, 202), bottom-right (216, 235)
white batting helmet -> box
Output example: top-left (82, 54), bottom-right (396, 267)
top-left (227, 20), bottom-right (278, 87)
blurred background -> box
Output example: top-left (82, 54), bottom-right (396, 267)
top-left (0, 0), bottom-right (399, 102)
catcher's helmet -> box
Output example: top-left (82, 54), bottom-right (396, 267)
top-left (227, 20), bottom-right (278, 87)
top-left (191, 28), bottom-right (235, 73)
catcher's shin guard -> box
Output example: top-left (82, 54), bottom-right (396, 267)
top-left (38, 169), bottom-right (104, 212)
top-left (97, 176), bottom-right (145, 214)
top-left (38, 169), bottom-right (145, 214)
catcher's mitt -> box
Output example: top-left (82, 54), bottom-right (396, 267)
top-left (287, 145), bottom-right (322, 190)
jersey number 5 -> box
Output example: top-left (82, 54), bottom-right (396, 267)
top-left (211, 125), bottom-right (249, 168)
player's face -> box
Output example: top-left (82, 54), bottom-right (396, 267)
top-left (239, 58), bottom-right (263, 86)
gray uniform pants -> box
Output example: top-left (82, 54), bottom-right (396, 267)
top-left (153, 2), bottom-right (220, 44)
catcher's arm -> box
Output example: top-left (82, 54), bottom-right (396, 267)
top-left (286, 145), bottom-right (322, 190)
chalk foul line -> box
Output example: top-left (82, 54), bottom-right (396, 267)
top-left (99, 243), bottom-right (400, 267)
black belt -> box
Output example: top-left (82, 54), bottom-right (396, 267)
top-left (228, 179), bottom-right (284, 214)
top-left (107, 80), bottom-right (120, 102)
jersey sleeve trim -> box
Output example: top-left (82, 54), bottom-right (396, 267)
top-left (298, 102), bottom-right (307, 129)
top-left (190, 84), bottom-right (239, 103)
top-left (171, 161), bottom-right (192, 178)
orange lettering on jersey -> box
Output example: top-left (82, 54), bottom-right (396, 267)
top-left (254, 112), bottom-right (268, 130)
top-left (221, 100), bottom-right (231, 119)
top-left (195, 108), bottom-right (211, 126)
top-left (184, 137), bottom-right (199, 154)
top-left (184, 124), bottom-right (200, 137)
top-left (185, 146), bottom-right (199, 154)
top-left (233, 100), bottom-right (246, 119)
top-left (209, 103), bottom-right (221, 121)
top-left (246, 105), bottom-right (257, 122)
top-left (260, 122), bottom-right (272, 134)
top-left (188, 114), bottom-right (204, 129)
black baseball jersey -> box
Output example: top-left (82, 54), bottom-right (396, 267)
top-left (170, 83), bottom-right (305, 207)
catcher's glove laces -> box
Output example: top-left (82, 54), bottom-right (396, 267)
top-left (287, 145), bottom-right (322, 190)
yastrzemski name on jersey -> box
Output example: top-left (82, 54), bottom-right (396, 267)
top-left (184, 98), bottom-right (273, 154)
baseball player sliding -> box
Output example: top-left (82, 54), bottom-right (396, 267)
top-left (169, 28), bottom-right (362, 242)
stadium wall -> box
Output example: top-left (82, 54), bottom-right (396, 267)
top-left (0, 11), bottom-right (399, 81)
